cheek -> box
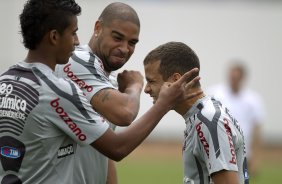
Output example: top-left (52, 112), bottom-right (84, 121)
top-left (152, 85), bottom-right (161, 95)
top-left (128, 47), bottom-right (135, 57)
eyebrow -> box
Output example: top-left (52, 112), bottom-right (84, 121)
top-left (112, 30), bottom-right (139, 43)
top-left (73, 27), bottom-right (78, 32)
top-left (145, 76), bottom-right (154, 81)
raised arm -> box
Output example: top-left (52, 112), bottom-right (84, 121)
top-left (90, 70), bottom-right (143, 126)
top-left (91, 68), bottom-right (201, 161)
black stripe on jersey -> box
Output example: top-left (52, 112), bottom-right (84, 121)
top-left (197, 98), bottom-right (221, 158)
top-left (71, 53), bottom-right (104, 80)
top-left (195, 157), bottom-right (204, 184)
top-left (1, 66), bottom-right (40, 85)
top-left (88, 52), bottom-right (96, 65)
top-left (32, 67), bottom-right (97, 124)
top-left (0, 71), bottom-right (39, 135)
top-left (243, 157), bottom-right (249, 184)
top-left (0, 125), bottom-right (22, 134)
top-left (0, 129), bottom-right (20, 136)
top-left (0, 119), bottom-right (24, 129)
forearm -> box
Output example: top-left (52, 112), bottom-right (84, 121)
top-left (117, 99), bottom-right (169, 152)
top-left (121, 83), bottom-right (143, 120)
top-left (91, 87), bottom-right (142, 126)
top-left (106, 159), bottom-right (118, 184)
top-left (212, 170), bottom-right (240, 184)
top-left (92, 99), bottom-right (170, 161)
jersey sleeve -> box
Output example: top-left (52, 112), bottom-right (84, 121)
top-left (44, 77), bottom-right (109, 146)
top-left (196, 118), bottom-right (239, 175)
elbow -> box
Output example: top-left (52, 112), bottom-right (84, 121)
top-left (116, 110), bottom-right (136, 127)
top-left (111, 155), bottom-right (124, 162)
top-left (109, 148), bottom-right (128, 162)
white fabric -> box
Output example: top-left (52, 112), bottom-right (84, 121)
top-left (207, 84), bottom-right (265, 157)
top-left (55, 45), bottom-right (117, 184)
top-left (182, 96), bottom-right (248, 184)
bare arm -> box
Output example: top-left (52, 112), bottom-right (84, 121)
top-left (249, 123), bottom-right (262, 175)
top-left (106, 159), bottom-right (118, 184)
top-left (211, 170), bottom-right (240, 184)
top-left (90, 70), bottom-right (143, 126)
top-left (91, 68), bottom-right (201, 161)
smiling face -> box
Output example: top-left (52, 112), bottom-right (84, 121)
top-left (144, 60), bottom-right (166, 104)
top-left (94, 19), bottom-right (139, 72)
top-left (56, 15), bottom-right (79, 65)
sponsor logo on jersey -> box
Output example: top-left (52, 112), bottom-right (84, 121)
top-left (223, 118), bottom-right (237, 164)
top-left (0, 146), bottom-right (21, 159)
top-left (63, 64), bottom-right (93, 92)
top-left (50, 98), bottom-right (87, 141)
top-left (0, 83), bottom-right (27, 120)
top-left (196, 122), bottom-right (210, 157)
top-left (57, 144), bottom-right (74, 158)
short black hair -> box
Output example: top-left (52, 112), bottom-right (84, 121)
top-left (99, 2), bottom-right (140, 28)
top-left (20, 0), bottom-right (81, 50)
top-left (144, 41), bottom-right (200, 81)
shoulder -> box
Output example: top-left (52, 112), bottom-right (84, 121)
top-left (197, 96), bottom-right (222, 119)
top-left (73, 45), bottom-right (92, 61)
top-left (71, 45), bottom-right (100, 65)
top-left (34, 65), bottom-right (80, 96)
top-left (241, 88), bottom-right (264, 106)
top-left (69, 45), bottom-right (106, 75)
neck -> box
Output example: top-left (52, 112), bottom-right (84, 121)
top-left (231, 86), bottom-right (241, 95)
top-left (88, 36), bottom-right (111, 73)
top-left (88, 35), bottom-right (96, 54)
top-left (25, 48), bottom-right (56, 71)
top-left (174, 88), bottom-right (205, 116)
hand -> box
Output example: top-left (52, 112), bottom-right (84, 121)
top-left (156, 68), bottom-right (201, 110)
top-left (117, 70), bottom-right (144, 92)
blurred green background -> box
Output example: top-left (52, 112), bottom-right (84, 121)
top-left (117, 142), bottom-right (282, 184)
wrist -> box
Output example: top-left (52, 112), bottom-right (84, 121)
top-left (124, 83), bottom-right (143, 94)
top-left (154, 98), bottom-right (172, 113)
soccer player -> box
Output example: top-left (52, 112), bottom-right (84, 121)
top-left (143, 42), bottom-right (249, 184)
top-left (55, 2), bottom-right (143, 184)
top-left (0, 1), bottom-right (200, 183)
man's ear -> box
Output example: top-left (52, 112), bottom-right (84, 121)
top-left (49, 30), bottom-right (59, 46)
top-left (94, 20), bottom-right (102, 36)
top-left (169, 73), bottom-right (182, 82)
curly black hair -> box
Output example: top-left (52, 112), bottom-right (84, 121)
top-left (20, 0), bottom-right (81, 50)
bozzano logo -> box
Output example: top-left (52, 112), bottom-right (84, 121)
top-left (63, 64), bottom-right (93, 92)
top-left (50, 98), bottom-right (86, 141)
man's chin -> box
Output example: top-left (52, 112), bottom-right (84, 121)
top-left (106, 62), bottom-right (124, 71)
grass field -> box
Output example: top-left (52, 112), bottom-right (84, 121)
top-left (117, 141), bottom-right (282, 184)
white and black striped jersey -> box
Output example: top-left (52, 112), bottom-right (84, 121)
top-left (55, 44), bottom-right (116, 184)
top-left (182, 96), bottom-right (249, 184)
top-left (0, 62), bottom-right (109, 184)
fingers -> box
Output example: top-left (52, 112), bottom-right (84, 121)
top-left (184, 76), bottom-right (201, 89)
top-left (185, 89), bottom-right (203, 100)
top-left (176, 68), bottom-right (199, 85)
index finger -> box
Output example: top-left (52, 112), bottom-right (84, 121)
top-left (175, 68), bottom-right (199, 85)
